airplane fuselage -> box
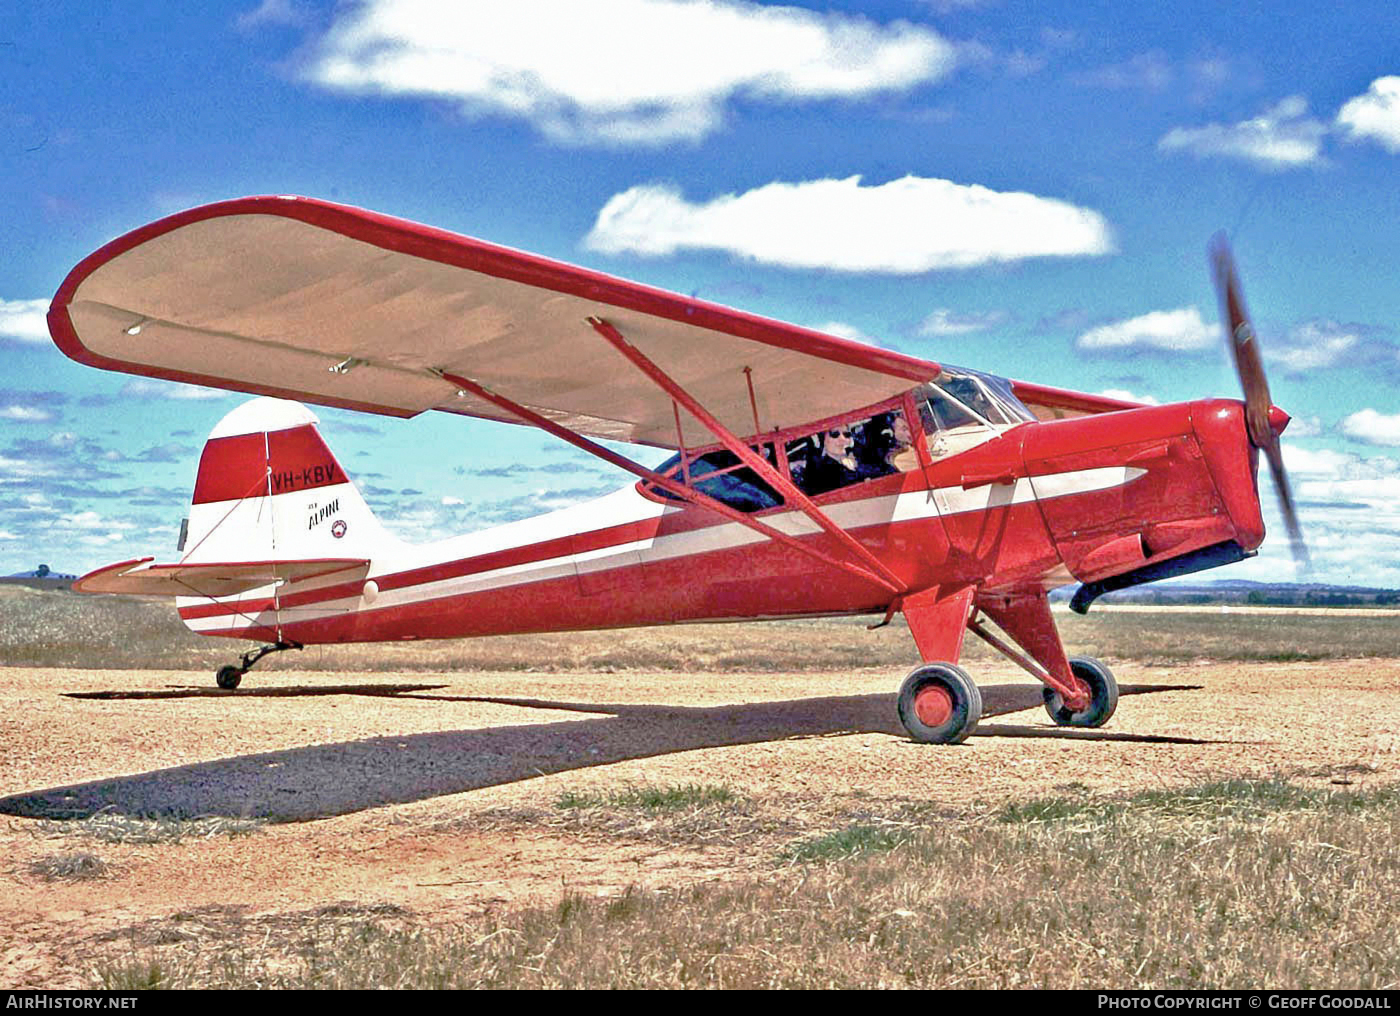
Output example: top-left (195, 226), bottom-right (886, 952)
top-left (176, 397), bottom-right (1264, 648)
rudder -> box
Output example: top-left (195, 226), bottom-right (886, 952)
top-left (182, 397), bottom-right (393, 565)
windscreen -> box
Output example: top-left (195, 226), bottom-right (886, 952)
top-left (928, 367), bottom-right (1036, 427)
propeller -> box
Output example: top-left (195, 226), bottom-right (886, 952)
top-left (1208, 232), bottom-right (1309, 569)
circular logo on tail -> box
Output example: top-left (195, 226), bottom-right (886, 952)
top-left (331, 520), bottom-right (348, 539)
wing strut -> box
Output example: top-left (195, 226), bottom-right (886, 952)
top-left (586, 316), bottom-right (909, 595)
top-left (435, 371), bottom-right (904, 595)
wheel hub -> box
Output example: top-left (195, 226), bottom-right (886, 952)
top-left (913, 684), bottom-right (953, 727)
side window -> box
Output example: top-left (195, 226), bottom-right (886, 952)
top-left (789, 410), bottom-right (918, 498)
top-left (646, 445), bottom-right (781, 513)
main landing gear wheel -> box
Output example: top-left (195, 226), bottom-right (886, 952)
top-left (897, 663), bottom-right (983, 745)
top-left (1043, 656), bottom-right (1118, 728)
top-left (215, 665), bottom-right (245, 690)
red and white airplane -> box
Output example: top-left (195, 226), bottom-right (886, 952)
top-left (47, 197), bottom-right (1305, 744)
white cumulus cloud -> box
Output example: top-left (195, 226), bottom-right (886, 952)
top-left (918, 308), bottom-right (1010, 336)
top-left (1341, 408), bottom-right (1400, 447)
top-left (585, 176), bottom-right (1114, 272)
top-left (303, 0), bottom-right (957, 145)
top-left (1098, 388), bottom-right (1160, 406)
top-left (1252, 443), bottom-right (1400, 585)
top-left (1268, 319), bottom-right (1396, 375)
top-left (1075, 307), bottom-right (1216, 353)
top-left (118, 380), bottom-right (230, 401)
top-left (1159, 96), bottom-right (1327, 170)
top-left (811, 321), bottom-right (881, 346)
top-left (0, 406), bottom-right (55, 422)
top-left (237, 0), bottom-right (308, 31)
top-left (1336, 76), bottom-right (1400, 153)
top-left (1271, 320), bottom-right (1366, 375)
top-left (1270, 321), bottom-right (1361, 373)
top-left (0, 299), bottom-right (49, 343)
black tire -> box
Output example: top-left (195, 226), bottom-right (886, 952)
top-left (215, 665), bottom-right (244, 690)
top-left (897, 663), bottom-right (982, 745)
top-left (1043, 656), bottom-right (1118, 727)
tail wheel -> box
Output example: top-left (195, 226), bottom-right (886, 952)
top-left (215, 665), bottom-right (244, 690)
top-left (1043, 656), bottom-right (1118, 728)
top-left (897, 663), bottom-right (982, 745)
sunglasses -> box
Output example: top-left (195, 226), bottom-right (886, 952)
top-left (826, 428), bottom-right (852, 438)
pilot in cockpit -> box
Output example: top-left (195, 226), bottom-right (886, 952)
top-left (802, 425), bottom-right (862, 495)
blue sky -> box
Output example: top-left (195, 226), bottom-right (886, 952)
top-left (2, 0), bottom-right (1398, 587)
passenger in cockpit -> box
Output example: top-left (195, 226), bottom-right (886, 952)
top-left (886, 412), bottom-right (919, 472)
top-left (857, 412), bottom-right (919, 479)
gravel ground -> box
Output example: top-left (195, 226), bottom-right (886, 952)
top-left (2, 657), bottom-right (1398, 987)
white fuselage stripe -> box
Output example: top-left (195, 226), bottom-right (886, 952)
top-left (184, 466), bottom-right (1141, 633)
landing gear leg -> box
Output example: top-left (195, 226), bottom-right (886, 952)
top-left (896, 586), bottom-right (981, 744)
top-left (969, 592), bottom-right (1118, 728)
top-left (213, 640), bottom-right (303, 690)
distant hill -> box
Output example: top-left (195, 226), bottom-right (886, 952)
top-left (0, 564), bottom-right (77, 591)
top-left (1049, 579), bottom-right (1400, 607)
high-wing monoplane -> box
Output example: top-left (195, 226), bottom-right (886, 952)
top-left (48, 197), bottom-right (1305, 744)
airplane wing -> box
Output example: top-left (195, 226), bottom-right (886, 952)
top-left (73, 557), bottom-right (370, 598)
top-left (49, 196), bottom-right (940, 448)
top-left (1010, 380), bottom-right (1147, 421)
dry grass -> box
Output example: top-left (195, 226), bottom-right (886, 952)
top-left (464, 785), bottom-right (920, 851)
top-left (89, 778), bottom-right (1400, 989)
top-left (28, 851), bottom-right (111, 883)
top-left (33, 810), bottom-right (266, 845)
top-left (4, 586), bottom-right (1399, 672)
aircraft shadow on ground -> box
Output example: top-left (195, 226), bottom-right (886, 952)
top-left (1, 682), bottom-right (1208, 823)
top-left (65, 683), bottom-right (449, 701)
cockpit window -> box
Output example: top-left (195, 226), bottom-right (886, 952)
top-left (788, 408), bottom-right (919, 497)
top-left (647, 445), bottom-right (781, 513)
top-left (639, 370), bottom-right (1033, 508)
top-left (918, 366), bottom-right (1033, 461)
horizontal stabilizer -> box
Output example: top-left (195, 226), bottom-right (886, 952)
top-left (73, 557), bottom-right (370, 598)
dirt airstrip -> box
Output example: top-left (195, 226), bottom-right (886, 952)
top-left (2, 657), bottom-right (1399, 987)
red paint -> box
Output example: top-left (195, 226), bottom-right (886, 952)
top-left (901, 586), bottom-right (974, 663)
top-left (976, 591), bottom-right (1088, 710)
top-left (914, 684), bottom-right (953, 727)
top-left (192, 424), bottom-right (346, 504)
top-left (175, 398), bottom-right (1265, 656)
top-left (1191, 400), bottom-right (1265, 552)
top-left (1021, 404), bottom-right (1237, 582)
top-left (1011, 381), bottom-right (1145, 416)
top-left (191, 433), bottom-right (266, 504)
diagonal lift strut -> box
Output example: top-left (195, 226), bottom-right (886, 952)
top-left (435, 369), bottom-right (904, 595)
top-left (586, 316), bottom-right (909, 595)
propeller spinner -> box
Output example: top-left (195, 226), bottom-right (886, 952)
top-left (1208, 233), bottom-right (1310, 569)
